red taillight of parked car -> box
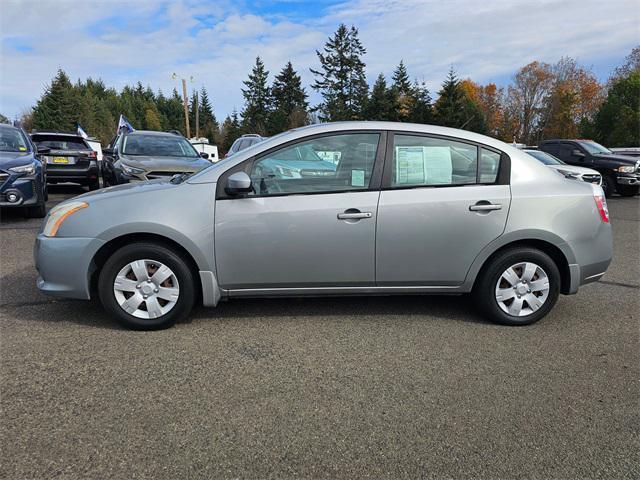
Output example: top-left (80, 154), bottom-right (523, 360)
top-left (87, 150), bottom-right (97, 158)
top-left (594, 193), bottom-right (609, 223)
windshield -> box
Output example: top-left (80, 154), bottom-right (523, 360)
top-left (525, 150), bottom-right (565, 165)
top-left (0, 128), bottom-right (30, 153)
top-left (122, 134), bottom-right (199, 158)
top-left (577, 141), bottom-right (612, 155)
top-left (32, 135), bottom-right (89, 150)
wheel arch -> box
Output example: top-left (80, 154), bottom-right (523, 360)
top-left (89, 232), bottom-right (203, 300)
top-left (467, 235), bottom-right (574, 295)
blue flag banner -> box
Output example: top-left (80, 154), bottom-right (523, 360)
top-left (77, 123), bottom-right (89, 139)
top-left (117, 115), bottom-right (135, 133)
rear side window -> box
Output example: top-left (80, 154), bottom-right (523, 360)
top-left (479, 149), bottom-right (500, 183)
top-left (392, 135), bottom-right (478, 186)
top-left (32, 135), bottom-right (89, 150)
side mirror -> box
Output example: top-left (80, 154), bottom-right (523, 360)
top-left (225, 171), bottom-right (252, 195)
top-left (103, 147), bottom-right (115, 156)
top-left (572, 149), bottom-right (585, 158)
top-left (36, 146), bottom-right (50, 154)
top-left (200, 152), bottom-right (209, 159)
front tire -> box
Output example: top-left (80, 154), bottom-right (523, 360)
top-left (601, 175), bottom-right (616, 197)
top-left (617, 184), bottom-right (639, 197)
top-left (98, 243), bottom-right (196, 330)
top-left (26, 202), bottom-right (46, 218)
top-left (474, 247), bottom-right (560, 326)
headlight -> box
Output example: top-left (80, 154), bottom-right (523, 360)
top-left (556, 169), bottom-right (578, 179)
top-left (121, 163), bottom-right (145, 175)
top-left (8, 162), bottom-right (36, 175)
top-left (43, 201), bottom-right (88, 237)
top-left (615, 165), bottom-right (635, 173)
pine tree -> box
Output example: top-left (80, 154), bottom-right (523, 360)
top-left (199, 86), bottom-right (220, 143)
top-left (222, 110), bottom-right (242, 153)
top-left (391, 60), bottom-right (414, 121)
top-left (32, 69), bottom-right (80, 131)
top-left (410, 80), bottom-right (433, 124)
top-left (268, 61), bottom-right (309, 134)
top-left (365, 73), bottom-right (394, 120)
top-left (311, 24), bottom-right (369, 121)
top-left (241, 57), bottom-right (271, 135)
top-left (434, 68), bottom-right (486, 133)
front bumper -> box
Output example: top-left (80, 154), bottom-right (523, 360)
top-left (0, 175), bottom-right (43, 207)
top-left (34, 234), bottom-right (106, 299)
top-left (615, 173), bottom-right (640, 185)
top-left (47, 161), bottom-right (99, 184)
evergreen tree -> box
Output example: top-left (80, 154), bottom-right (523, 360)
top-left (391, 60), bottom-right (414, 121)
top-left (593, 71), bottom-right (640, 147)
top-left (32, 69), bottom-right (80, 131)
top-left (222, 110), bottom-right (242, 153)
top-left (410, 80), bottom-right (433, 124)
top-left (364, 73), bottom-right (394, 120)
top-left (199, 86), bottom-right (220, 143)
top-left (434, 69), bottom-right (486, 133)
top-left (241, 57), bottom-right (271, 135)
top-left (268, 61), bottom-right (309, 134)
top-left (311, 24), bottom-right (368, 121)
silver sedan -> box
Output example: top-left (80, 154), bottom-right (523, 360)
top-left (34, 122), bottom-right (613, 330)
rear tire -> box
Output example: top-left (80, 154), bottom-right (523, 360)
top-left (473, 247), bottom-right (561, 326)
top-left (88, 179), bottom-right (100, 191)
top-left (617, 184), bottom-right (639, 197)
top-left (98, 243), bottom-right (196, 330)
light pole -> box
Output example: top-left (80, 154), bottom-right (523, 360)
top-left (172, 73), bottom-right (194, 138)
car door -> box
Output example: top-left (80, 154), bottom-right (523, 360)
top-left (214, 131), bottom-right (385, 290)
top-left (376, 132), bottom-right (511, 286)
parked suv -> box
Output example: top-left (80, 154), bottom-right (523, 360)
top-left (35, 122), bottom-right (613, 330)
top-left (538, 139), bottom-right (640, 197)
top-left (226, 134), bottom-right (266, 157)
top-left (101, 130), bottom-right (211, 185)
top-left (30, 131), bottom-right (100, 190)
top-left (0, 124), bottom-right (47, 217)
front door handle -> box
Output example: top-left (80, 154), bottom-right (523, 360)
top-left (337, 211), bottom-right (372, 220)
top-left (469, 203), bottom-right (502, 212)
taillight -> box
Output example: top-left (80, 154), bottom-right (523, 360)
top-left (594, 192), bottom-right (609, 223)
top-left (87, 151), bottom-right (97, 159)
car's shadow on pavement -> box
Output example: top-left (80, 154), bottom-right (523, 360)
top-left (2, 266), bottom-right (490, 329)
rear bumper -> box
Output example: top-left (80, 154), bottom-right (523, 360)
top-left (566, 222), bottom-right (613, 294)
top-left (47, 162), bottom-right (99, 184)
top-left (34, 234), bottom-right (105, 300)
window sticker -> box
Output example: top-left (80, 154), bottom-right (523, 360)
top-left (351, 169), bottom-right (365, 187)
top-left (19, 146), bottom-right (27, 151)
top-left (395, 146), bottom-right (452, 185)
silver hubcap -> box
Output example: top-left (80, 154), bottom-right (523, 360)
top-left (113, 259), bottom-right (180, 320)
top-left (495, 262), bottom-right (550, 317)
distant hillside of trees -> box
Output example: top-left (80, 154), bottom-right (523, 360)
top-left (13, 24), bottom-right (639, 152)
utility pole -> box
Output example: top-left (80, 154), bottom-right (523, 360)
top-left (181, 79), bottom-right (191, 139)
top-left (194, 90), bottom-right (199, 139)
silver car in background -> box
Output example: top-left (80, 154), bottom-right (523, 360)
top-left (34, 122), bottom-right (613, 330)
top-left (524, 149), bottom-right (602, 185)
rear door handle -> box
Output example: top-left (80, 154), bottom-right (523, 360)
top-left (469, 203), bottom-right (502, 212)
top-left (337, 211), bottom-right (372, 220)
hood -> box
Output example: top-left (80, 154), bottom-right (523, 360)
top-left (547, 164), bottom-right (600, 176)
top-left (593, 153), bottom-right (638, 165)
top-left (120, 155), bottom-right (210, 172)
top-left (70, 178), bottom-right (175, 204)
top-left (0, 151), bottom-right (36, 169)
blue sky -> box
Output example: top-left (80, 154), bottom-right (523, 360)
top-left (1, 0), bottom-right (638, 124)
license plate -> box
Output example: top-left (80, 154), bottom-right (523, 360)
top-left (53, 156), bottom-right (69, 164)
top-left (47, 156), bottom-right (75, 165)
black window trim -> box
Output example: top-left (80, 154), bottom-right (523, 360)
top-left (380, 131), bottom-right (510, 191)
top-left (216, 130), bottom-right (387, 200)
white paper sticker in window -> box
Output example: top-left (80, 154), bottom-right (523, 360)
top-left (351, 169), bottom-right (365, 187)
top-left (395, 146), bottom-right (452, 185)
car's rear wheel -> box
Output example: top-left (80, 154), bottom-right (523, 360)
top-left (617, 184), bottom-right (639, 197)
top-left (98, 243), bottom-right (196, 330)
top-left (88, 179), bottom-right (100, 191)
top-left (474, 247), bottom-right (560, 326)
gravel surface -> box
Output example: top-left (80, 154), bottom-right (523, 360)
top-left (1, 186), bottom-right (638, 479)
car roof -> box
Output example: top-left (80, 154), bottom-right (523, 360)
top-left (31, 130), bottom-right (82, 137)
top-left (0, 123), bottom-right (20, 131)
top-left (125, 130), bottom-right (183, 137)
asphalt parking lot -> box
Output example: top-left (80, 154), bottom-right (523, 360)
top-left (1, 186), bottom-right (638, 479)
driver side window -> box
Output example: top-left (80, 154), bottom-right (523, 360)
top-left (249, 133), bottom-right (380, 196)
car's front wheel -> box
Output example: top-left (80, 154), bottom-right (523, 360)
top-left (617, 184), bottom-right (639, 197)
top-left (601, 175), bottom-right (616, 197)
top-left (474, 247), bottom-right (560, 326)
top-left (98, 243), bottom-right (196, 330)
